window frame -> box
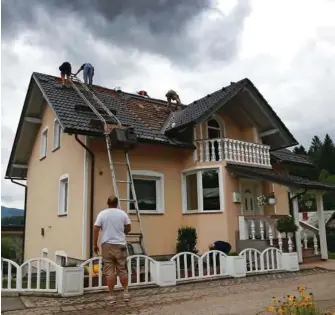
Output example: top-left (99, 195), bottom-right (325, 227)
top-left (181, 166), bottom-right (224, 214)
top-left (58, 174), bottom-right (69, 216)
top-left (52, 119), bottom-right (62, 151)
top-left (40, 127), bottom-right (48, 160)
top-left (127, 170), bottom-right (164, 214)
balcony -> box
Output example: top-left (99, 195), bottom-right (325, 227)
top-left (194, 138), bottom-right (271, 168)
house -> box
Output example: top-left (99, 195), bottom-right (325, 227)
top-left (5, 73), bottom-right (335, 265)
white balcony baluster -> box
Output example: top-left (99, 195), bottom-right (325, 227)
top-left (195, 138), bottom-right (271, 167)
top-left (218, 140), bottom-right (223, 161)
top-left (278, 232), bottom-right (283, 251)
top-left (303, 232), bottom-right (308, 249)
top-left (210, 140), bottom-right (216, 162)
top-left (268, 225), bottom-right (273, 246)
top-left (260, 220), bottom-right (264, 240)
top-left (205, 140), bottom-right (210, 162)
top-left (313, 234), bottom-right (319, 255)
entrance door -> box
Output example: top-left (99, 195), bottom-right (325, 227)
top-left (241, 181), bottom-right (264, 239)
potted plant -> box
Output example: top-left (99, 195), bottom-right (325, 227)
top-left (276, 216), bottom-right (298, 252)
top-left (267, 192), bottom-right (276, 205)
top-left (176, 226), bottom-right (199, 276)
top-left (257, 192), bottom-right (277, 206)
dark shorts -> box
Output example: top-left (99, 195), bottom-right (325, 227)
top-left (59, 62), bottom-right (71, 76)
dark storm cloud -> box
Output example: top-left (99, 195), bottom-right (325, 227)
top-left (1, 0), bottom-right (251, 66)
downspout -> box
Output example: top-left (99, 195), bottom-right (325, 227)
top-left (75, 135), bottom-right (95, 258)
top-left (10, 179), bottom-right (27, 264)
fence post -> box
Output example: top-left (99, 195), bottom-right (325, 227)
top-left (58, 265), bottom-right (84, 297)
top-left (150, 261), bottom-right (176, 287)
top-left (281, 252), bottom-right (299, 272)
top-left (226, 256), bottom-right (246, 278)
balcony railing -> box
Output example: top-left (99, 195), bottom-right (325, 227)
top-left (194, 138), bottom-right (271, 168)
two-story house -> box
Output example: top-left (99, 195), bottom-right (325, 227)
top-left (5, 73), bottom-right (335, 265)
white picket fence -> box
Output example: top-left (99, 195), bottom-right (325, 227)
top-left (169, 248), bottom-right (283, 283)
top-left (170, 250), bottom-right (228, 283)
top-left (1, 248), bottom-right (291, 294)
top-left (81, 255), bottom-right (156, 292)
top-left (239, 247), bottom-right (282, 274)
top-left (1, 257), bottom-right (58, 293)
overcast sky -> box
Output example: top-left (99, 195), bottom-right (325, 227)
top-left (1, 0), bottom-right (335, 209)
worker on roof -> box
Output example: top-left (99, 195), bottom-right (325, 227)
top-left (165, 89), bottom-right (181, 109)
top-left (138, 90), bottom-right (149, 98)
top-left (59, 62), bottom-right (72, 88)
top-left (74, 63), bottom-right (95, 87)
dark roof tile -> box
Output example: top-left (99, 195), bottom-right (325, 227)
top-left (271, 149), bottom-right (314, 167)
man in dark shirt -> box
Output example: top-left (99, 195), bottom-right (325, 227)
top-left (74, 63), bottom-right (95, 86)
top-left (209, 240), bottom-right (232, 255)
top-left (59, 62), bottom-right (72, 88)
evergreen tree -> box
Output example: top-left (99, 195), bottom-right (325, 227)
top-left (293, 145), bottom-right (307, 155)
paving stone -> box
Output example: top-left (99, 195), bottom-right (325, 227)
top-left (2, 268), bottom-right (335, 314)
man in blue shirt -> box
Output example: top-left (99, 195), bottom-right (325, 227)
top-left (74, 63), bottom-right (95, 86)
top-left (209, 240), bottom-right (232, 255)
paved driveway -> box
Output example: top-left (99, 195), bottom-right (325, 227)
top-left (2, 268), bottom-right (335, 315)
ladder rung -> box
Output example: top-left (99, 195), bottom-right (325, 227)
top-left (119, 199), bottom-right (135, 202)
top-left (114, 162), bottom-right (128, 165)
top-left (116, 180), bottom-right (131, 184)
top-left (130, 219), bottom-right (139, 222)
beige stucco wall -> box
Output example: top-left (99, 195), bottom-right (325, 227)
top-left (25, 104), bottom-right (86, 261)
top-left (24, 103), bottom-right (291, 260)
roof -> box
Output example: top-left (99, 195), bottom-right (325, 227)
top-left (5, 72), bottom-right (302, 179)
top-left (165, 80), bottom-right (245, 131)
top-left (299, 211), bottom-right (335, 227)
top-left (226, 164), bottom-right (335, 191)
top-left (33, 72), bottom-right (191, 146)
top-left (271, 148), bottom-right (315, 167)
top-left (165, 79), bottom-right (298, 149)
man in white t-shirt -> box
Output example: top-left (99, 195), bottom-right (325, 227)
top-left (94, 196), bottom-right (131, 304)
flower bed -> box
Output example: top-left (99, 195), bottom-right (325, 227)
top-left (264, 286), bottom-right (334, 314)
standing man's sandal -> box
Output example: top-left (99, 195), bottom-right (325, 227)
top-left (123, 292), bottom-right (130, 302)
top-left (105, 295), bottom-right (116, 304)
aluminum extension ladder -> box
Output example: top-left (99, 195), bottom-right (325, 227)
top-left (69, 76), bottom-right (146, 256)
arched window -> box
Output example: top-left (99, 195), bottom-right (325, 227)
top-left (207, 119), bottom-right (221, 139)
top-left (206, 116), bottom-right (224, 161)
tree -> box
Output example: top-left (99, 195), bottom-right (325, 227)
top-left (1, 215), bottom-right (24, 226)
top-left (289, 134), bottom-right (335, 210)
top-left (293, 145), bottom-right (307, 155)
top-left (319, 134), bottom-right (335, 174)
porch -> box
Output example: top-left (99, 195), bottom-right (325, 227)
top-left (227, 164), bottom-right (335, 263)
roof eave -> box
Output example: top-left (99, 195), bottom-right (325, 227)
top-left (5, 75), bottom-right (35, 179)
top-left (243, 80), bottom-right (298, 147)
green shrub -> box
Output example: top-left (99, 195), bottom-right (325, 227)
top-left (327, 231), bottom-right (335, 253)
top-left (276, 216), bottom-right (298, 237)
top-left (176, 226), bottom-right (198, 254)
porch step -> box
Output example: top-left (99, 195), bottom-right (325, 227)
top-left (302, 248), bottom-right (322, 262)
top-left (236, 239), bottom-right (269, 253)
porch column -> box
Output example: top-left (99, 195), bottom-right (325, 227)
top-left (290, 192), bottom-right (303, 263)
top-left (315, 191), bottom-right (328, 260)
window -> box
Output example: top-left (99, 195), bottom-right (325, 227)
top-left (128, 171), bottom-right (164, 213)
top-left (206, 117), bottom-right (224, 161)
top-left (40, 127), bottom-right (48, 159)
top-left (58, 174), bottom-right (69, 215)
top-left (53, 119), bottom-right (62, 150)
top-left (183, 168), bottom-right (222, 213)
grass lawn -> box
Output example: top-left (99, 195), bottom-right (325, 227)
top-left (2, 279), bottom-right (56, 290)
top-left (328, 252), bottom-right (335, 259)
